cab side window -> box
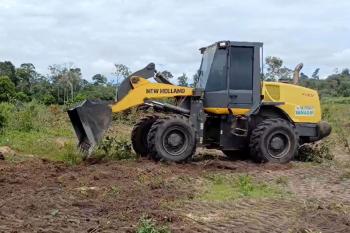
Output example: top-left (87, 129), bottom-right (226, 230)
top-left (229, 46), bottom-right (253, 90)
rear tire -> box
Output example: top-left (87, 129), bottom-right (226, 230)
top-left (249, 118), bottom-right (298, 163)
top-left (147, 116), bottom-right (196, 162)
top-left (131, 116), bottom-right (159, 157)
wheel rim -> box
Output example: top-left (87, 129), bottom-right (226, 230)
top-left (162, 126), bottom-right (189, 156)
top-left (266, 131), bottom-right (291, 159)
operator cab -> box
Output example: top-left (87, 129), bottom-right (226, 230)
top-left (197, 41), bottom-right (263, 112)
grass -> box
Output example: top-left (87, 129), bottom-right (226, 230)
top-left (0, 119), bottom-right (80, 163)
top-left (136, 217), bottom-right (170, 233)
top-left (199, 174), bottom-right (286, 201)
top-left (0, 101), bottom-right (135, 164)
top-left (0, 102), bottom-right (80, 163)
top-left (321, 98), bottom-right (350, 153)
top-left (321, 96), bottom-right (350, 104)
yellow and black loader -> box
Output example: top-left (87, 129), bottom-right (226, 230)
top-left (68, 41), bottom-right (331, 163)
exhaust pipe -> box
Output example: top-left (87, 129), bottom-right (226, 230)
top-left (67, 100), bottom-right (112, 154)
top-left (293, 63), bottom-right (303, 85)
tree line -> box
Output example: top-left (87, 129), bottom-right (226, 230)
top-left (264, 56), bottom-right (350, 97)
top-left (0, 57), bottom-right (349, 105)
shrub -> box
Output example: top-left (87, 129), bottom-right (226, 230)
top-left (0, 76), bottom-right (16, 102)
top-left (41, 94), bottom-right (56, 105)
top-left (61, 142), bottom-right (82, 165)
top-left (95, 136), bottom-right (133, 160)
top-left (14, 102), bottom-right (41, 132)
top-left (113, 107), bottom-right (141, 126)
top-left (0, 101), bottom-right (52, 132)
top-left (15, 92), bottom-right (31, 102)
top-left (0, 102), bottom-right (15, 131)
top-left (0, 114), bottom-right (6, 131)
top-left (296, 142), bottom-right (334, 163)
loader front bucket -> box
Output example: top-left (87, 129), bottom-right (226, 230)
top-left (67, 100), bottom-right (112, 154)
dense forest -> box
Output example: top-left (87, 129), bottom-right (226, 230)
top-left (0, 56), bottom-right (349, 106)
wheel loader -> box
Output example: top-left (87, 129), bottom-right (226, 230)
top-left (68, 41), bottom-right (331, 163)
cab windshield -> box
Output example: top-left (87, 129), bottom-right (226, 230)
top-left (197, 45), bottom-right (216, 89)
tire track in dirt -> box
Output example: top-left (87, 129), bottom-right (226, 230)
top-left (176, 199), bottom-right (300, 233)
top-left (248, 164), bottom-right (350, 204)
top-left (174, 160), bottom-right (350, 233)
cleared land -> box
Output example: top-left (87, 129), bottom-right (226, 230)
top-left (0, 150), bottom-right (350, 232)
top-left (0, 100), bottom-right (349, 232)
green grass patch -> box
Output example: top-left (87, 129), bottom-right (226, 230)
top-left (0, 101), bottom-right (135, 164)
top-left (322, 96), bottom-right (350, 104)
top-left (322, 102), bottom-right (350, 153)
top-left (136, 217), bottom-right (170, 233)
top-left (0, 130), bottom-right (81, 164)
top-left (199, 174), bottom-right (286, 201)
top-left (0, 102), bottom-right (82, 164)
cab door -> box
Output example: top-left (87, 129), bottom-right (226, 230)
top-left (228, 46), bottom-right (255, 109)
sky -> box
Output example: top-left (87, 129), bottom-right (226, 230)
top-left (0, 0), bottom-right (350, 82)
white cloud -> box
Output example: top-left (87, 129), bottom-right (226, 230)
top-left (327, 49), bottom-right (350, 68)
top-left (91, 59), bottom-right (115, 76)
top-left (0, 0), bottom-right (349, 80)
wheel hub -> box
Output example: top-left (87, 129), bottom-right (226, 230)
top-left (162, 127), bottom-right (188, 156)
top-left (270, 137), bottom-right (285, 150)
top-left (168, 133), bottom-right (183, 147)
top-left (267, 132), bottom-right (291, 159)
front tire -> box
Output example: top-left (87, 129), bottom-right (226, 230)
top-left (131, 116), bottom-right (159, 157)
top-left (249, 118), bottom-right (298, 163)
top-left (147, 116), bottom-right (196, 162)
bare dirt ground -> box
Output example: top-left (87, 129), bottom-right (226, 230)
top-left (0, 150), bottom-right (350, 233)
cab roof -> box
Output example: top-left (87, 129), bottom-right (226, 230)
top-left (200, 40), bottom-right (263, 53)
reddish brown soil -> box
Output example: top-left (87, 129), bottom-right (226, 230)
top-left (0, 154), bottom-right (349, 232)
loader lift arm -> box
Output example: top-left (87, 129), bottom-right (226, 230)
top-left (112, 75), bottom-right (193, 113)
top-left (68, 63), bottom-right (194, 154)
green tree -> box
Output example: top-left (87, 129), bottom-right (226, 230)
top-left (15, 92), bottom-right (30, 102)
top-left (77, 84), bottom-right (116, 101)
top-left (311, 68), bottom-right (320, 80)
top-left (31, 75), bottom-right (55, 104)
top-left (160, 70), bottom-right (173, 80)
top-left (341, 68), bottom-right (350, 76)
top-left (265, 56), bottom-right (283, 81)
top-left (265, 56), bottom-right (293, 81)
top-left (177, 73), bottom-right (188, 87)
top-left (41, 94), bottom-right (56, 105)
top-left (300, 72), bottom-right (309, 80)
top-left (279, 67), bottom-right (292, 81)
top-left (48, 63), bottom-right (83, 103)
top-left (0, 76), bottom-right (16, 102)
top-left (16, 63), bottom-right (38, 95)
top-left (0, 61), bottom-right (17, 85)
top-left (114, 64), bottom-right (131, 86)
top-left (191, 72), bottom-right (200, 87)
top-left (92, 74), bottom-right (107, 85)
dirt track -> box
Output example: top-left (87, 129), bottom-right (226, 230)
top-left (0, 153), bottom-right (350, 233)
